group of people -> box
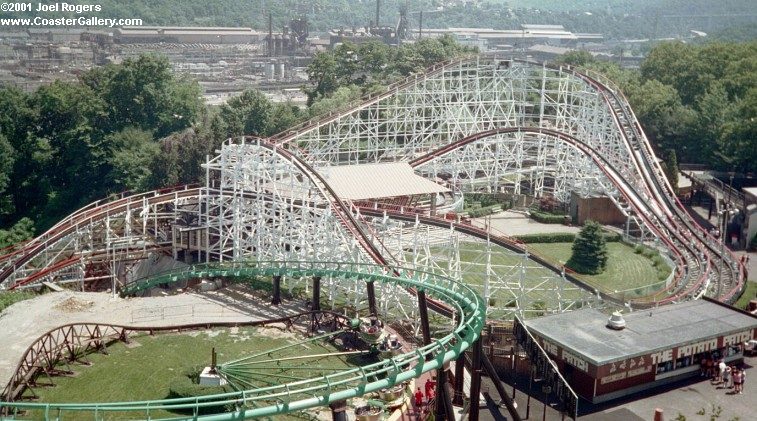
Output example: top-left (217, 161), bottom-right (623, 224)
top-left (414, 377), bottom-right (437, 412)
top-left (702, 356), bottom-right (747, 395)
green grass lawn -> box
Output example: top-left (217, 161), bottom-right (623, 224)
top-left (527, 242), bottom-right (670, 296)
top-left (734, 280), bottom-right (757, 310)
top-left (447, 240), bottom-right (670, 307)
top-left (25, 327), bottom-right (356, 420)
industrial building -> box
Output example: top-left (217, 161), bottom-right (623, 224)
top-left (115, 26), bottom-right (263, 44)
top-left (422, 24), bottom-right (603, 51)
top-left (519, 298), bottom-right (757, 403)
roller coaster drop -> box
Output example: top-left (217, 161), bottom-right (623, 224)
top-left (0, 57), bottom-right (747, 418)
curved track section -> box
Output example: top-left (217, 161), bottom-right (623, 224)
top-left (0, 57), bottom-right (745, 306)
top-left (269, 58), bottom-right (744, 304)
top-left (0, 260), bottom-right (485, 420)
top-left (407, 127), bottom-right (702, 303)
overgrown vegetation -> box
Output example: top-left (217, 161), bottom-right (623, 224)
top-left (566, 221), bottom-right (608, 275)
top-left (555, 41), bottom-right (757, 175)
top-left (0, 290), bottom-right (37, 313)
top-left (633, 244), bottom-right (673, 281)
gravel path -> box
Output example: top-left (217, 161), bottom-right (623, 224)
top-left (472, 210), bottom-right (581, 236)
top-left (0, 285), bottom-right (304, 388)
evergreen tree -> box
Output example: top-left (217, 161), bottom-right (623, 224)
top-left (566, 220), bottom-right (608, 275)
top-left (664, 149), bottom-right (679, 193)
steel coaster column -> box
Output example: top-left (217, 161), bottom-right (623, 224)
top-left (271, 275), bottom-right (282, 305)
top-left (482, 353), bottom-right (522, 421)
top-left (329, 400), bottom-right (347, 421)
top-left (435, 364), bottom-right (455, 421)
top-left (453, 354), bottom-right (465, 405)
top-left (417, 289), bottom-right (432, 360)
top-left (366, 280), bottom-right (377, 316)
top-left (469, 338), bottom-right (483, 421)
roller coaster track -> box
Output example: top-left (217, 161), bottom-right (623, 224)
top-left (0, 185), bottom-right (203, 289)
top-left (575, 67), bottom-right (744, 302)
top-left (267, 57), bottom-right (744, 304)
top-left (0, 57), bottom-right (745, 306)
top-left (0, 260), bottom-right (486, 419)
top-left (405, 126), bottom-right (701, 304)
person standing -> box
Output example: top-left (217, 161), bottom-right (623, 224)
top-left (733, 369), bottom-right (743, 394)
top-left (717, 359), bottom-right (726, 384)
top-left (723, 365), bottom-right (732, 389)
top-left (415, 387), bottom-right (424, 410)
top-left (425, 377), bottom-right (437, 401)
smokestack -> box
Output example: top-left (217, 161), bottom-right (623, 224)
top-left (268, 12), bottom-right (273, 57)
top-left (376, 0), bottom-right (380, 27)
top-left (419, 10), bottom-right (423, 38)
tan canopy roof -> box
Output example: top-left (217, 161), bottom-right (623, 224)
top-left (323, 162), bottom-right (449, 200)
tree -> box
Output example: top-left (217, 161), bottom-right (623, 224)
top-left (0, 134), bottom-right (14, 213)
top-left (106, 127), bottom-right (158, 191)
top-left (219, 89), bottom-right (274, 137)
top-left (554, 50), bottom-right (595, 67)
top-left (663, 149), bottom-right (679, 193)
top-left (566, 220), bottom-right (608, 275)
top-left (82, 55), bottom-right (202, 138)
top-left (0, 218), bottom-right (35, 249)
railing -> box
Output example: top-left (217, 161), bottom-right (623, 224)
top-left (1, 260), bottom-right (486, 420)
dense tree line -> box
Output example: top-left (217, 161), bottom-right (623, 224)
top-left (306, 35), bottom-right (473, 103)
top-left (555, 41), bottom-right (756, 177)
top-left (0, 37), bottom-right (469, 246)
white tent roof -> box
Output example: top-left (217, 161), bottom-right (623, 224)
top-left (323, 162), bottom-right (449, 200)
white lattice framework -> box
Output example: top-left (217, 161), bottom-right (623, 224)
top-left (0, 57), bottom-right (745, 321)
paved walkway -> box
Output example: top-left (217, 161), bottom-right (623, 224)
top-left (475, 354), bottom-right (756, 421)
top-left (472, 211), bottom-right (580, 237)
top-left (0, 284), bottom-right (304, 388)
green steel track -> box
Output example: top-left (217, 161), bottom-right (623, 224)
top-left (0, 260), bottom-right (485, 420)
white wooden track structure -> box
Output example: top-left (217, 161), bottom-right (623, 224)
top-left (0, 57), bottom-right (746, 324)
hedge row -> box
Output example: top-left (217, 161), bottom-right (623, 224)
top-left (515, 231), bottom-right (622, 244)
top-left (467, 204), bottom-right (502, 218)
top-left (515, 233), bottom-right (576, 243)
top-left (529, 210), bottom-right (568, 224)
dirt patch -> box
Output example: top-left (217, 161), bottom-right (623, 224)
top-left (54, 297), bottom-right (95, 312)
top-left (255, 326), bottom-right (297, 340)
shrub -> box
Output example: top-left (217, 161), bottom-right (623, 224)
top-left (467, 204), bottom-right (501, 218)
top-left (464, 193), bottom-right (507, 209)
